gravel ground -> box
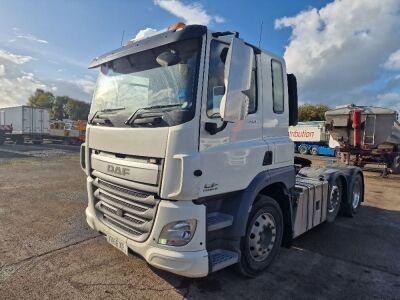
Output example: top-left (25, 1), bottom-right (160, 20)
top-left (0, 154), bottom-right (399, 299)
top-left (0, 143), bottom-right (80, 162)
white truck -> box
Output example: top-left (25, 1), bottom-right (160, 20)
top-left (80, 23), bottom-right (364, 277)
top-left (0, 105), bottom-right (49, 144)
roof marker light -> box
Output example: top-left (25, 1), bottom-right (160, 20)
top-left (168, 22), bottom-right (186, 31)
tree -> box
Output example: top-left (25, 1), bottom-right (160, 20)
top-left (298, 104), bottom-right (330, 122)
top-left (52, 96), bottom-right (69, 120)
top-left (27, 89), bottom-right (90, 120)
top-left (65, 98), bottom-right (90, 120)
top-left (28, 89), bottom-right (55, 110)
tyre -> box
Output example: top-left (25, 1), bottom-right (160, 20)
top-left (311, 146), bottom-right (319, 155)
top-left (298, 145), bottom-right (309, 155)
top-left (390, 155), bottom-right (400, 174)
top-left (326, 178), bottom-right (342, 223)
top-left (15, 136), bottom-right (24, 145)
top-left (341, 174), bottom-right (363, 217)
top-left (237, 195), bottom-right (283, 277)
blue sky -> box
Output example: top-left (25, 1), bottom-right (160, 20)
top-left (0, 0), bottom-right (399, 111)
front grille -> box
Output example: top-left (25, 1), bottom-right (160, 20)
top-left (98, 179), bottom-right (149, 199)
top-left (92, 176), bottom-right (160, 242)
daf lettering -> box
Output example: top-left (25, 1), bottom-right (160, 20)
top-left (107, 164), bottom-right (130, 176)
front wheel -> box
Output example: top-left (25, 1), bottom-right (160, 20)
top-left (236, 195), bottom-right (283, 277)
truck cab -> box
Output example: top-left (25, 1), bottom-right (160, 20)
top-left (81, 23), bottom-right (363, 277)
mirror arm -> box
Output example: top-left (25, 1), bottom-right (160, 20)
top-left (205, 121), bottom-right (228, 135)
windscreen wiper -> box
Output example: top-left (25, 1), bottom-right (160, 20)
top-left (89, 107), bottom-right (125, 124)
top-left (124, 104), bottom-right (182, 126)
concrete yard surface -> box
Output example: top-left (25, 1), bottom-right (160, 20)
top-left (0, 154), bottom-right (400, 299)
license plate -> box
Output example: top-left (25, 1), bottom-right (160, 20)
top-left (106, 234), bottom-right (128, 255)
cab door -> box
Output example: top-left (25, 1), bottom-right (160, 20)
top-left (198, 37), bottom-right (267, 197)
top-left (260, 53), bottom-right (293, 168)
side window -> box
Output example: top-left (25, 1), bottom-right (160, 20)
top-left (271, 59), bottom-right (284, 114)
top-left (207, 40), bottom-right (257, 117)
top-left (207, 41), bottom-right (227, 118)
top-left (247, 56), bottom-right (257, 114)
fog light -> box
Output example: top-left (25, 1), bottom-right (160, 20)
top-left (158, 219), bottom-right (197, 246)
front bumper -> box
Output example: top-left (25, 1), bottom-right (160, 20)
top-left (85, 177), bottom-right (209, 278)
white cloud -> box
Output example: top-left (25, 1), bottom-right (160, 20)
top-left (0, 49), bottom-right (34, 64)
top-left (155, 0), bottom-right (224, 25)
top-left (16, 33), bottom-right (48, 44)
top-left (74, 78), bottom-right (95, 95)
top-left (0, 66), bottom-right (48, 107)
top-left (0, 48), bottom-right (93, 107)
top-left (377, 92), bottom-right (400, 110)
top-left (0, 64), bottom-right (5, 76)
top-left (275, 0), bottom-right (400, 107)
top-left (384, 49), bottom-right (400, 71)
top-left (134, 28), bottom-right (158, 40)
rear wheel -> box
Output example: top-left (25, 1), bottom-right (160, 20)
top-left (326, 178), bottom-right (342, 223)
top-left (390, 155), bottom-right (400, 174)
top-left (237, 195), bottom-right (283, 277)
top-left (15, 136), bottom-right (24, 145)
top-left (298, 145), bottom-right (309, 155)
top-left (341, 174), bottom-right (363, 217)
top-left (311, 146), bottom-right (319, 155)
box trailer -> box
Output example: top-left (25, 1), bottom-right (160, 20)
top-left (0, 105), bottom-right (49, 144)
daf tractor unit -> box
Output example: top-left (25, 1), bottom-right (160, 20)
top-left (81, 23), bottom-right (364, 277)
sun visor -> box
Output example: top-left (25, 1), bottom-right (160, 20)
top-left (88, 25), bottom-right (207, 69)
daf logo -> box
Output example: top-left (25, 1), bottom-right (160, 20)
top-left (107, 164), bottom-right (130, 176)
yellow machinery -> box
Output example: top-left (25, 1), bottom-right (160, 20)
top-left (49, 120), bottom-right (86, 144)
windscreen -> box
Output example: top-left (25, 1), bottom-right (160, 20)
top-left (90, 38), bottom-right (201, 125)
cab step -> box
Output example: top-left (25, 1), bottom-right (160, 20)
top-left (209, 249), bottom-right (239, 272)
top-left (207, 212), bottom-right (233, 232)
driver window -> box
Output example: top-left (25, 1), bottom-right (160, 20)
top-left (207, 40), bottom-right (257, 118)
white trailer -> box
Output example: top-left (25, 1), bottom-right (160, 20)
top-left (289, 122), bottom-right (329, 143)
top-left (289, 122), bottom-right (337, 156)
top-left (0, 105), bottom-right (49, 144)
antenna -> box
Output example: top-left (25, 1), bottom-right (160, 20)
top-left (120, 29), bottom-right (125, 47)
top-left (258, 21), bottom-right (263, 48)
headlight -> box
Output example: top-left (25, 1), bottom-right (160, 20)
top-left (158, 219), bottom-right (197, 246)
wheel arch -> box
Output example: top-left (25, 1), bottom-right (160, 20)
top-left (227, 166), bottom-right (295, 244)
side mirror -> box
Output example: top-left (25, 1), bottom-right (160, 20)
top-left (220, 38), bottom-right (254, 122)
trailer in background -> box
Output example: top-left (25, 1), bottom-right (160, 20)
top-left (0, 125), bottom-right (12, 145)
top-left (0, 105), bottom-right (50, 144)
top-left (326, 104), bottom-right (400, 174)
top-left (289, 121), bottom-right (337, 156)
top-left (48, 120), bottom-right (86, 145)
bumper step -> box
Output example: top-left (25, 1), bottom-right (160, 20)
top-left (209, 249), bottom-right (239, 272)
top-left (207, 212), bottom-right (233, 232)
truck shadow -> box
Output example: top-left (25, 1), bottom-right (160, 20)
top-left (148, 205), bottom-right (400, 298)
